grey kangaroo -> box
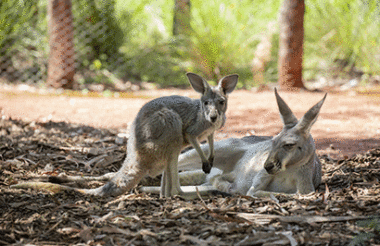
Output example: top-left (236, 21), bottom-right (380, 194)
top-left (175, 89), bottom-right (326, 197)
top-left (12, 73), bottom-right (238, 198)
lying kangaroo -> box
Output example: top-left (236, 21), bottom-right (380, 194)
top-left (12, 73), bottom-right (238, 198)
top-left (173, 89), bottom-right (326, 197)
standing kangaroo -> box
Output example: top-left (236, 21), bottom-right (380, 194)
top-left (176, 89), bottom-right (326, 197)
top-left (12, 73), bottom-right (238, 198)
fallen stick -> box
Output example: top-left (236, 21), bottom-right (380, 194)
top-left (236, 212), bottom-right (369, 225)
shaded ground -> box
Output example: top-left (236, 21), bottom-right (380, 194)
top-left (0, 119), bottom-right (379, 245)
top-left (0, 87), bottom-right (380, 245)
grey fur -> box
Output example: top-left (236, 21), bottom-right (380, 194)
top-left (73, 73), bottom-right (238, 198)
top-left (177, 89), bottom-right (326, 197)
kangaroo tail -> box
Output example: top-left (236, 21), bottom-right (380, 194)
top-left (48, 172), bottom-right (117, 184)
top-left (12, 167), bottom-right (146, 197)
top-left (11, 181), bottom-right (79, 194)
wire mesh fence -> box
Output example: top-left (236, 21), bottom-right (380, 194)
top-left (0, 0), bottom-right (131, 90)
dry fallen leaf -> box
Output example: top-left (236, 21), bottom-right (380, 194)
top-left (1, 118), bottom-right (380, 245)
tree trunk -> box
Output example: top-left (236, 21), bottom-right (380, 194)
top-left (47, 0), bottom-right (76, 89)
top-left (173, 0), bottom-right (191, 36)
top-left (278, 0), bottom-right (305, 90)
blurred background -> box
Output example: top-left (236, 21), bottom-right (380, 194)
top-left (0, 0), bottom-right (379, 92)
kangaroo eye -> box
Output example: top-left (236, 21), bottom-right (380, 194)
top-left (204, 101), bottom-right (209, 106)
top-left (219, 100), bottom-right (225, 106)
top-left (283, 143), bottom-right (296, 149)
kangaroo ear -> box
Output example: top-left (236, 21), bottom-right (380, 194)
top-left (295, 93), bottom-right (327, 134)
top-left (186, 73), bottom-right (210, 94)
top-left (275, 88), bottom-right (298, 127)
top-left (218, 74), bottom-right (238, 94)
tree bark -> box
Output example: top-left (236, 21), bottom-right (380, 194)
top-left (173, 0), bottom-right (191, 36)
top-left (47, 0), bottom-right (76, 89)
top-left (278, 0), bottom-right (305, 90)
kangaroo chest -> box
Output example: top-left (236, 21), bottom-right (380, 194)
top-left (266, 172), bottom-right (297, 193)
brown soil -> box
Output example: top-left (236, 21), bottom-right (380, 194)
top-left (1, 88), bottom-right (379, 159)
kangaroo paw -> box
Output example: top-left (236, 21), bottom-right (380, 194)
top-left (202, 161), bottom-right (212, 174)
top-left (48, 175), bottom-right (70, 184)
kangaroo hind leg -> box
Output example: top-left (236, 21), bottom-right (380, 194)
top-left (161, 152), bottom-right (182, 197)
top-left (82, 161), bottom-right (146, 197)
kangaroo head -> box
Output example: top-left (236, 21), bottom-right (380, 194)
top-left (264, 89), bottom-right (327, 175)
top-left (186, 73), bottom-right (238, 125)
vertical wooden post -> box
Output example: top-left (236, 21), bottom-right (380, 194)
top-left (278, 0), bottom-right (305, 90)
top-left (47, 0), bottom-right (75, 89)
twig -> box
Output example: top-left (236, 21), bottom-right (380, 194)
top-left (237, 212), bottom-right (369, 225)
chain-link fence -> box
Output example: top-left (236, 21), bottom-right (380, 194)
top-left (0, 0), bottom-right (175, 91)
top-left (1, 0), bottom-right (263, 90)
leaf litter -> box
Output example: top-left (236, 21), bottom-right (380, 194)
top-left (0, 119), bottom-right (379, 245)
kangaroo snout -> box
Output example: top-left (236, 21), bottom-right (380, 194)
top-left (210, 115), bottom-right (218, 123)
top-left (264, 162), bottom-right (275, 173)
top-left (206, 108), bottom-right (219, 123)
top-left (264, 158), bottom-right (281, 174)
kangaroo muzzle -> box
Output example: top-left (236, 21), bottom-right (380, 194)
top-left (209, 111), bottom-right (218, 123)
top-left (264, 158), bottom-right (282, 174)
top-left (264, 162), bottom-right (275, 173)
top-left (205, 105), bottom-right (219, 124)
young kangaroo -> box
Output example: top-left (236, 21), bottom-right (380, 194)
top-left (12, 73), bottom-right (238, 198)
top-left (176, 89), bottom-right (326, 197)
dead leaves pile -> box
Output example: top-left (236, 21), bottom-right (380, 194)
top-left (0, 119), bottom-right (379, 245)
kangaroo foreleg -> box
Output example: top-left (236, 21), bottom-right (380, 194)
top-left (207, 133), bottom-right (215, 167)
top-left (246, 169), bottom-right (273, 197)
top-left (187, 135), bottom-right (213, 174)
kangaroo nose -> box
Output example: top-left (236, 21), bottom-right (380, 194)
top-left (265, 162), bottom-right (274, 173)
top-left (210, 115), bottom-right (217, 122)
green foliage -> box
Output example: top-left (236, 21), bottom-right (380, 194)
top-left (122, 39), bottom-right (188, 87)
top-left (350, 217), bottom-right (380, 246)
top-left (0, 0), bottom-right (48, 83)
top-left (264, 32), bottom-right (280, 83)
top-left (1, 0), bottom-right (380, 88)
top-left (114, 0), bottom-right (281, 87)
top-left (73, 0), bottom-right (124, 64)
top-left (305, 0), bottom-right (380, 78)
top-left (188, 0), bottom-right (280, 86)
top-left (114, 0), bottom-right (187, 87)
top-left (0, 0), bottom-right (36, 47)
top-left (70, 0), bottom-right (126, 85)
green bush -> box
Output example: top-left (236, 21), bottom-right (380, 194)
top-left (2, 0), bottom-right (380, 88)
top-left (114, 0), bottom-right (188, 87)
top-left (73, 0), bottom-right (124, 67)
top-left (115, 0), bottom-right (280, 88)
top-left (0, 0), bottom-right (48, 83)
top-left (188, 0), bottom-right (280, 87)
top-left (122, 39), bottom-right (188, 87)
top-left (305, 0), bottom-right (380, 78)
top-left (0, 0), bottom-right (36, 48)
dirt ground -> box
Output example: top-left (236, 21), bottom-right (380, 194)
top-left (0, 86), bottom-right (380, 245)
top-left (1, 87), bottom-right (379, 159)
